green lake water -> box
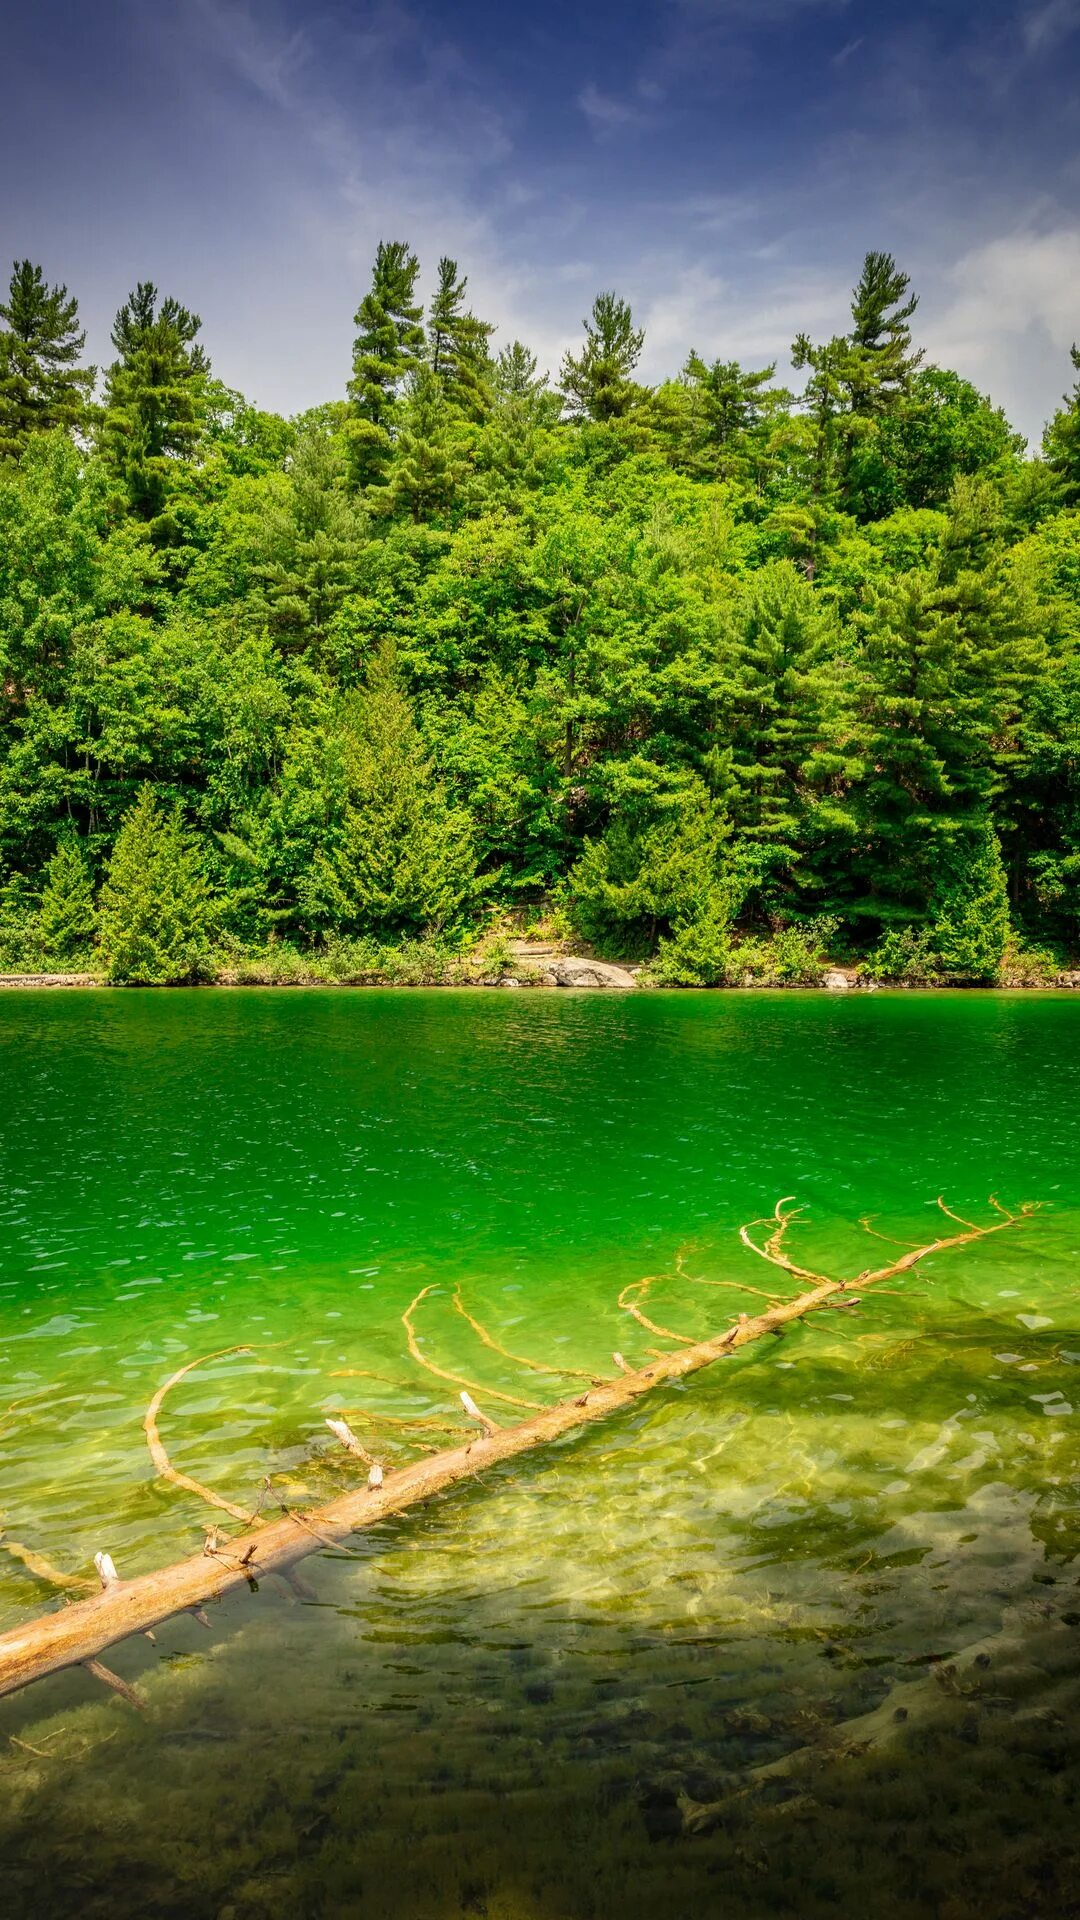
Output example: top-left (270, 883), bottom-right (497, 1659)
top-left (0, 989), bottom-right (1077, 1918)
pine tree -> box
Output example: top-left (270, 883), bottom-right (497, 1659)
top-left (256, 425), bottom-right (367, 658)
top-left (560, 292), bottom-right (644, 422)
top-left (568, 771), bottom-right (733, 960)
top-left (792, 254), bottom-right (924, 524)
top-left (99, 788), bottom-right (215, 982)
top-left (99, 283), bottom-right (209, 525)
top-left (846, 251), bottom-right (923, 416)
top-left (678, 353), bottom-right (781, 483)
top-left (494, 341), bottom-right (547, 405)
top-left (35, 836), bottom-right (97, 960)
top-left (721, 562), bottom-right (852, 902)
top-left (388, 367), bottom-right (463, 522)
top-left (791, 330), bottom-right (848, 509)
top-left (0, 260), bottom-right (94, 461)
top-left (478, 342), bottom-right (557, 493)
top-left (346, 240), bottom-right (425, 488)
top-left (931, 820), bottom-right (1011, 980)
top-left (852, 534), bottom-right (1043, 925)
top-left (302, 645), bottom-right (477, 935)
top-left (427, 257), bottom-right (493, 418)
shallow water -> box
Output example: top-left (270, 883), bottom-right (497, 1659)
top-left (0, 989), bottom-right (1078, 1918)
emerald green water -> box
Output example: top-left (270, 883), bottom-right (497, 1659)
top-left (0, 990), bottom-right (1078, 1918)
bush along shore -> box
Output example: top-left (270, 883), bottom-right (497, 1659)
top-left (2, 246), bottom-right (1080, 987)
top-left (1, 920), bottom-right (1078, 991)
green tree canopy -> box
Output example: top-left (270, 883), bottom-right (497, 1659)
top-left (99, 787), bottom-right (215, 982)
top-left (560, 292), bottom-right (645, 423)
top-left (0, 260), bottom-right (94, 461)
top-left (346, 240), bottom-right (425, 488)
top-left (295, 645), bottom-right (478, 936)
top-left (99, 282), bottom-right (209, 529)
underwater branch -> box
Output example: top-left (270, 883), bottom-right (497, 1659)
top-left (0, 1197), bottom-right (1037, 1705)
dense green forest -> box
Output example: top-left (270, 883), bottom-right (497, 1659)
top-left (1, 243), bottom-right (1078, 985)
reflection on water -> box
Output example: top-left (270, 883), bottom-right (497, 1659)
top-left (0, 991), bottom-right (1078, 1916)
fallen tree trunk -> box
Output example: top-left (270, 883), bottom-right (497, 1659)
top-left (0, 1198), bottom-right (1035, 1704)
top-left (680, 1598), bottom-right (1069, 1834)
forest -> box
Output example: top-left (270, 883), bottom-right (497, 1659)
top-left (1, 243), bottom-right (1079, 986)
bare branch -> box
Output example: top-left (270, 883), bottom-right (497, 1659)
top-left (402, 1287), bottom-right (544, 1411)
top-left (452, 1289), bottom-right (603, 1383)
top-left (936, 1196), bottom-right (979, 1232)
top-left (143, 1347), bottom-right (257, 1525)
top-left (616, 1277), bottom-right (695, 1345)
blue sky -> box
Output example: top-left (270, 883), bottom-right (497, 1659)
top-left (5, 0), bottom-right (1080, 441)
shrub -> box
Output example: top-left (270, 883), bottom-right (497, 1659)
top-left (997, 937), bottom-right (1059, 987)
top-left (764, 917), bottom-right (839, 983)
top-left (652, 906), bottom-right (736, 985)
top-left (568, 770), bottom-right (734, 959)
top-left (865, 924), bottom-right (939, 984)
top-left (931, 822), bottom-right (1010, 981)
top-left (0, 875), bottom-right (38, 971)
top-left (35, 837), bottom-right (97, 963)
top-left (216, 940), bottom-right (313, 986)
top-left (866, 825), bottom-right (1011, 985)
top-left (99, 788), bottom-right (216, 984)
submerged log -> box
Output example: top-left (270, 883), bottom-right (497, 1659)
top-left (680, 1598), bottom-right (1069, 1833)
top-left (0, 1198), bottom-right (1036, 1704)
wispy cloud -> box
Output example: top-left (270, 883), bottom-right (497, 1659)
top-left (190, 0), bottom-right (311, 109)
top-left (832, 35), bottom-right (865, 65)
top-left (924, 223), bottom-right (1080, 439)
top-left (670, 0), bottom-right (851, 20)
top-left (6, 0), bottom-right (1078, 440)
top-left (1021, 0), bottom-right (1080, 54)
top-left (577, 81), bottom-right (652, 134)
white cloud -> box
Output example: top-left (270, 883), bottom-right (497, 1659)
top-left (1021, 0), bottom-right (1080, 54)
top-left (637, 259), bottom-right (847, 378)
top-left (190, 0), bottom-right (310, 109)
top-left (577, 80), bottom-right (658, 136)
top-left (832, 35), bottom-right (865, 65)
top-left (923, 225), bottom-right (1080, 439)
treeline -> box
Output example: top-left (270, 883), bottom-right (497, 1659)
top-left (0, 243), bottom-right (1079, 984)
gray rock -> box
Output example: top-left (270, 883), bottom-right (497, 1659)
top-left (547, 956), bottom-right (637, 990)
top-left (822, 969), bottom-right (852, 991)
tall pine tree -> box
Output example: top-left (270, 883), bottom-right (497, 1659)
top-left (560, 292), bottom-right (644, 422)
top-left (720, 561), bottom-right (852, 904)
top-left (34, 835), bottom-right (97, 960)
top-left (676, 352), bottom-right (782, 484)
top-left (346, 240), bottom-right (425, 488)
top-left (99, 283), bottom-right (209, 526)
top-left (845, 251), bottom-right (923, 416)
top-left (0, 261), bottom-right (93, 461)
top-left (427, 256), bottom-right (493, 419)
top-left (388, 367), bottom-right (463, 522)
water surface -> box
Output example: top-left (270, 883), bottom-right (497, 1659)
top-left (0, 990), bottom-right (1077, 1917)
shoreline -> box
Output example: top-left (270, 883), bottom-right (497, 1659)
top-left (2, 971), bottom-right (1080, 994)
